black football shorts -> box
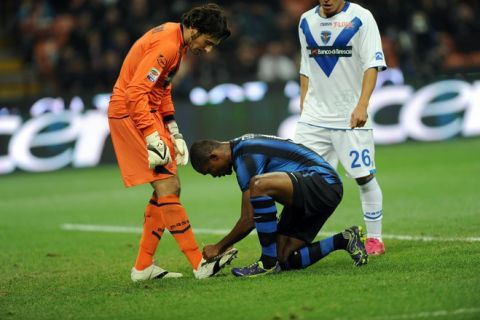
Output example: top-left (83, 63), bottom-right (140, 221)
top-left (277, 171), bottom-right (343, 243)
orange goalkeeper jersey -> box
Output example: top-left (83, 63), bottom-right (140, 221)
top-left (108, 23), bottom-right (187, 137)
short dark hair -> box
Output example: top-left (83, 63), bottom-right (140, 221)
top-left (181, 3), bottom-right (230, 41)
top-left (190, 139), bottom-right (222, 172)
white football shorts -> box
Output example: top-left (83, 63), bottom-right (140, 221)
top-left (294, 122), bottom-right (377, 179)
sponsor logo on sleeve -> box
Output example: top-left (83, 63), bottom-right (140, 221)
top-left (146, 68), bottom-right (160, 83)
top-left (375, 51), bottom-right (384, 61)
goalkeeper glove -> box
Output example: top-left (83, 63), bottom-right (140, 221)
top-left (145, 131), bottom-right (171, 169)
top-left (167, 120), bottom-right (189, 166)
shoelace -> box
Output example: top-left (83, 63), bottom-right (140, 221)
top-left (243, 262), bottom-right (261, 270)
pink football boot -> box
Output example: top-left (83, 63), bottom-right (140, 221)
top-left (366, 238), bottom-right (385, 256)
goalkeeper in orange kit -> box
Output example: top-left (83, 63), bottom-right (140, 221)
top-left (107, 3), bottom-right (237, 282)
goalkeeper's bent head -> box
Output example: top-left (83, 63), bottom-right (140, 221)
top-left (181, 3), bottom-right (231, 41)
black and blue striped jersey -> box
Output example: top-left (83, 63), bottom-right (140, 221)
top-left (230, 134), bottom-right (341, 191)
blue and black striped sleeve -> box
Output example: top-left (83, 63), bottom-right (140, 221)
top-left (235, 154), bottom-right (259, 191)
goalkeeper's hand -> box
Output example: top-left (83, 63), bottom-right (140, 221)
top-left (145, 131), bottom-right (171, 169)
top-left (167, 121), bottom-right (189, 166)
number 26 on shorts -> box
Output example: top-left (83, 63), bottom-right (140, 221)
top-left (350, 149), bottom-right (371, 168)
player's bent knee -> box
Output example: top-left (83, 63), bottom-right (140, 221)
top-left (152, 175), bottom-right (181, 197)
top-left (249, 175), bottom-right (269, 196)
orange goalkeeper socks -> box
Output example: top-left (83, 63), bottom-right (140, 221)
top-left (158, 194), bottom-right (203, 269)
top-left (134, 196), bottom-right (166, 270)
top-left (134, 194), bottom-right (202, 271)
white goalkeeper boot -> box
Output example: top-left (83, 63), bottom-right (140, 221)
top-left (193, 247), bottom-right (238, 279)
top-left (131, 263), bottom-right (183, 282)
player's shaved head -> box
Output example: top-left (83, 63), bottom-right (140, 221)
top-left (190, 140), bottom-right (223, 173)
top-left (190, 140), bottom-right (233, 177)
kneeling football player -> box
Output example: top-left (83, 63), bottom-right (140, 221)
top-left (190, 134), bottom-right (368, 277)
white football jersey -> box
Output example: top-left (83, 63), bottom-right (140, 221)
top-left (298, 2), bottom-right (386, 129)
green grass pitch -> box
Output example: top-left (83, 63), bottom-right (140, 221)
top-left (1, 138), bottom-right (479, 320)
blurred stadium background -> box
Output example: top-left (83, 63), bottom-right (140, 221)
top-left (1, 1), bottom-right (480, 319)
top-left (0, 0), bottom-right (479, 175)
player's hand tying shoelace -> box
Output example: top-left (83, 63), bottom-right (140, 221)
top-left (167, 120), bottom-right (189, 165)
top-left (145, 131), bottom-right (171, 169)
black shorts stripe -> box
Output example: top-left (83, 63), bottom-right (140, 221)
top-left (154, 166), bottom-right (174, 175)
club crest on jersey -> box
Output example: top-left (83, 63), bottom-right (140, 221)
top-left (146, 68), bottom-right (160, 83)
top-left (320, 31), bottom-right (331, 45)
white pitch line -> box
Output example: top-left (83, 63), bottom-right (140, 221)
top-left (366, 307), bottom-right (480, 320)
top-left (60, 223), bottom-right (480, 242)
top-left (62, 223), bottom-right (142, 233)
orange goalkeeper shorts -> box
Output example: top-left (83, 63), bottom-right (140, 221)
top-left (108, 113), bottom-right (177, 187)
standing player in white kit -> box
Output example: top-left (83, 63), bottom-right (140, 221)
top-left (294, 0), bottom-right (387, 255)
